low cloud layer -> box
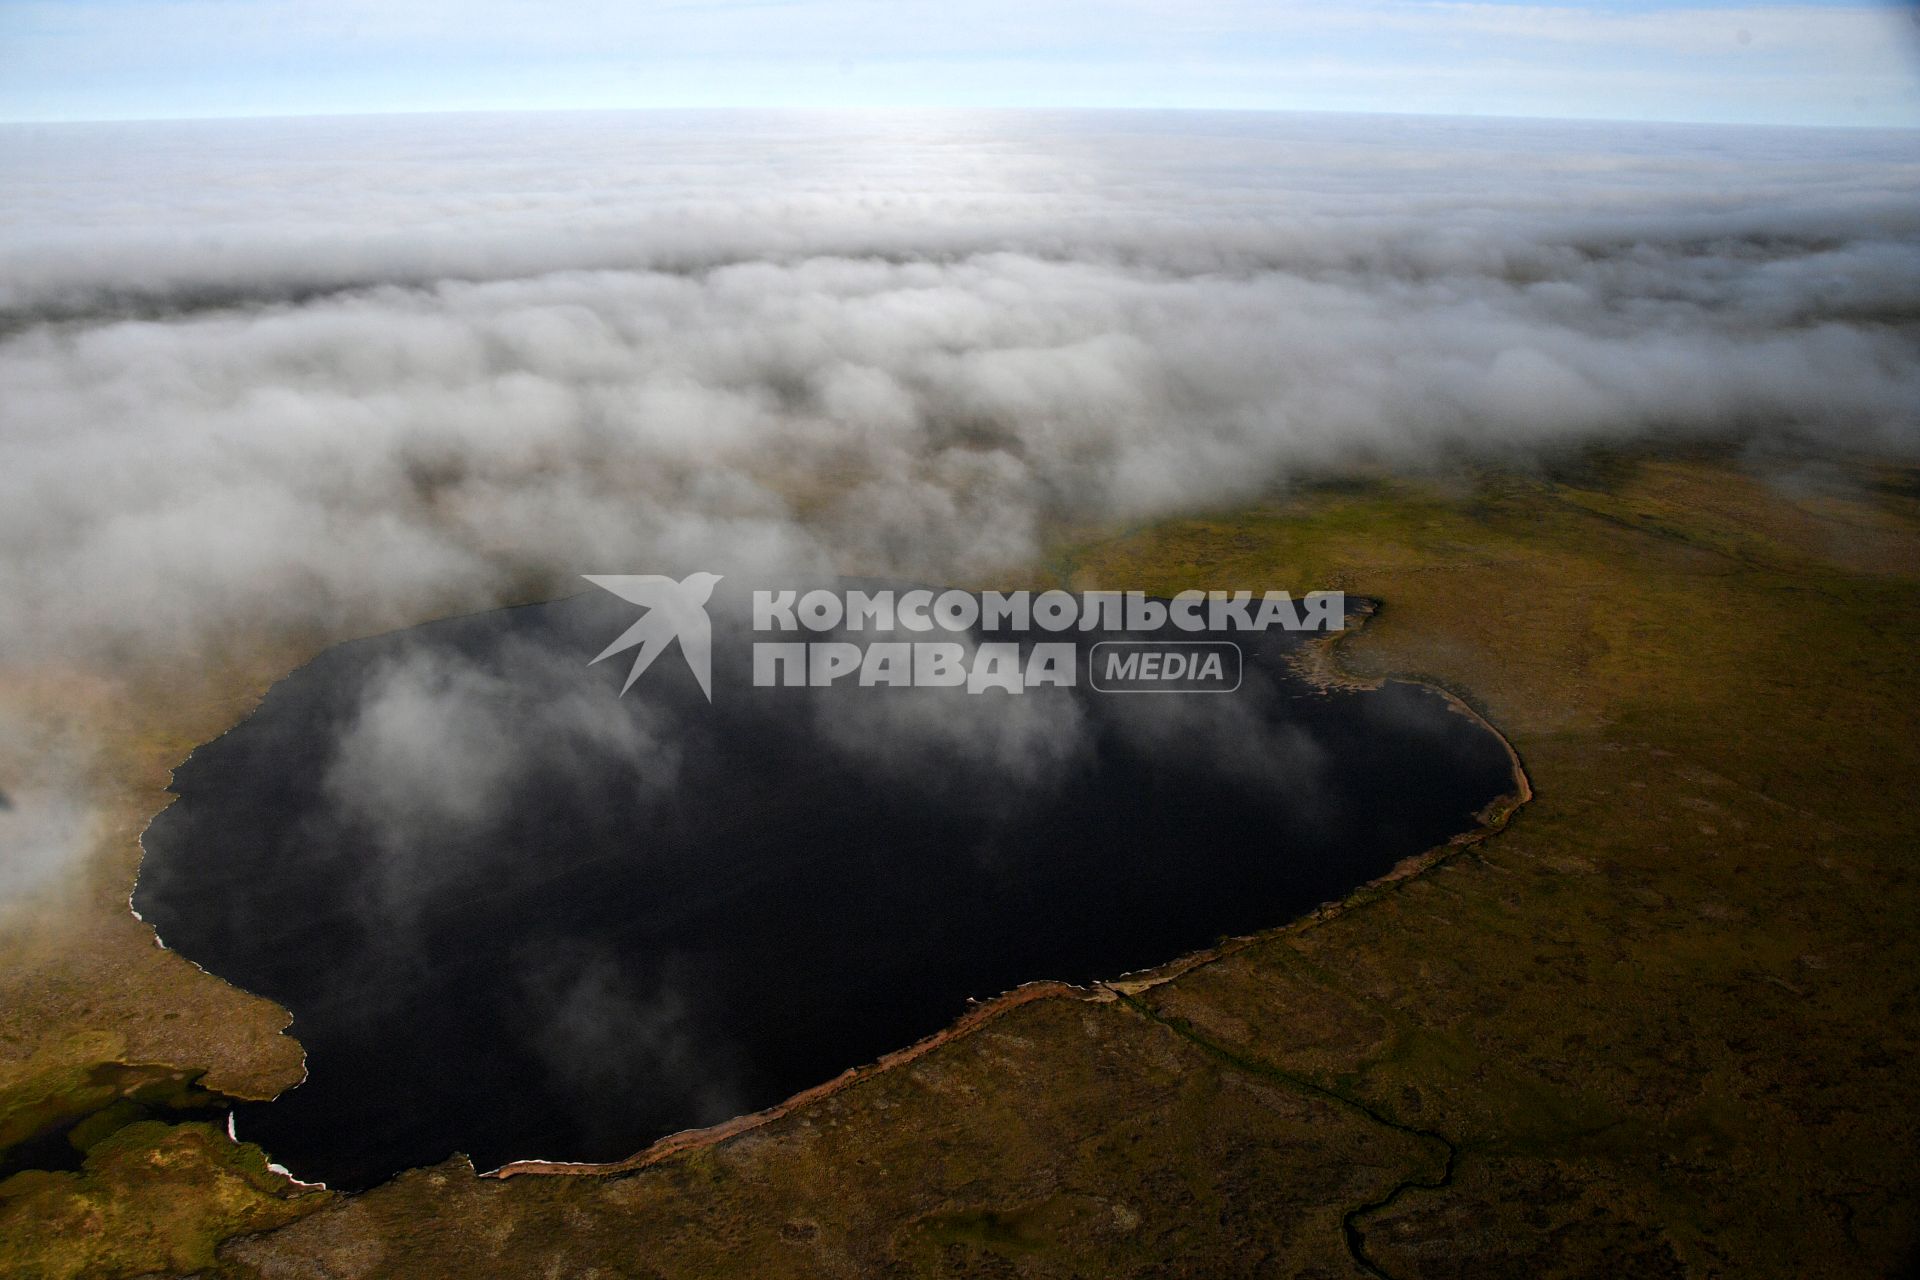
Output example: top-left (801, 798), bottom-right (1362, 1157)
top-left (3, 111), bottom-right (1917, 670)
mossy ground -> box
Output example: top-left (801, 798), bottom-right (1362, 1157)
top-left (4, 445), bottom-right (1917, 1277)
top-left (0, 1122), bottom-right (328, 1280)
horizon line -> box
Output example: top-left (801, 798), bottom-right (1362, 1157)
top-left (4, 102), bottom-right (1916, 132)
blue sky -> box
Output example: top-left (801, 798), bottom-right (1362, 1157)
top-left (1, 0), bottom-right (1917, 125)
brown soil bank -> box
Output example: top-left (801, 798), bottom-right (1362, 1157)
top-left (6, 446), bottom-right (1919, 1278)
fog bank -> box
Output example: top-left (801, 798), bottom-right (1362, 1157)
top-left (2, 111), bottom-right (1916, 670)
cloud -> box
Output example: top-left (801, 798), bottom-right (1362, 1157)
top-left (0, 111), bottom-right (1914, 912)
top-left (0, 719), bottom-right (102, 912)
top-left (322, 638), bottom-right (682, 919)
top-left (805, 651), bottom-right (1094, 806)
top-left (513, 942), bottom-right (746, 1139)
top-left (0, 113), bottom-right (1913, 678)
top-left (1099, 668), bottom-right (1329, 799)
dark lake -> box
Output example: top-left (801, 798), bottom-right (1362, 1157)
top-left (135, 586), bottom-right (1518, 1191)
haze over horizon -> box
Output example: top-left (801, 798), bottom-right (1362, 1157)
top-left (2, 0), bottom-right (1918, 127)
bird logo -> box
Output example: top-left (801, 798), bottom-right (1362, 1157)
top-left (583, 572), bottom-right (724, 700)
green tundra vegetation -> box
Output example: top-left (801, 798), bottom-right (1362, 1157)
top-left (2, 443), bottom-right (1916, 1278)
